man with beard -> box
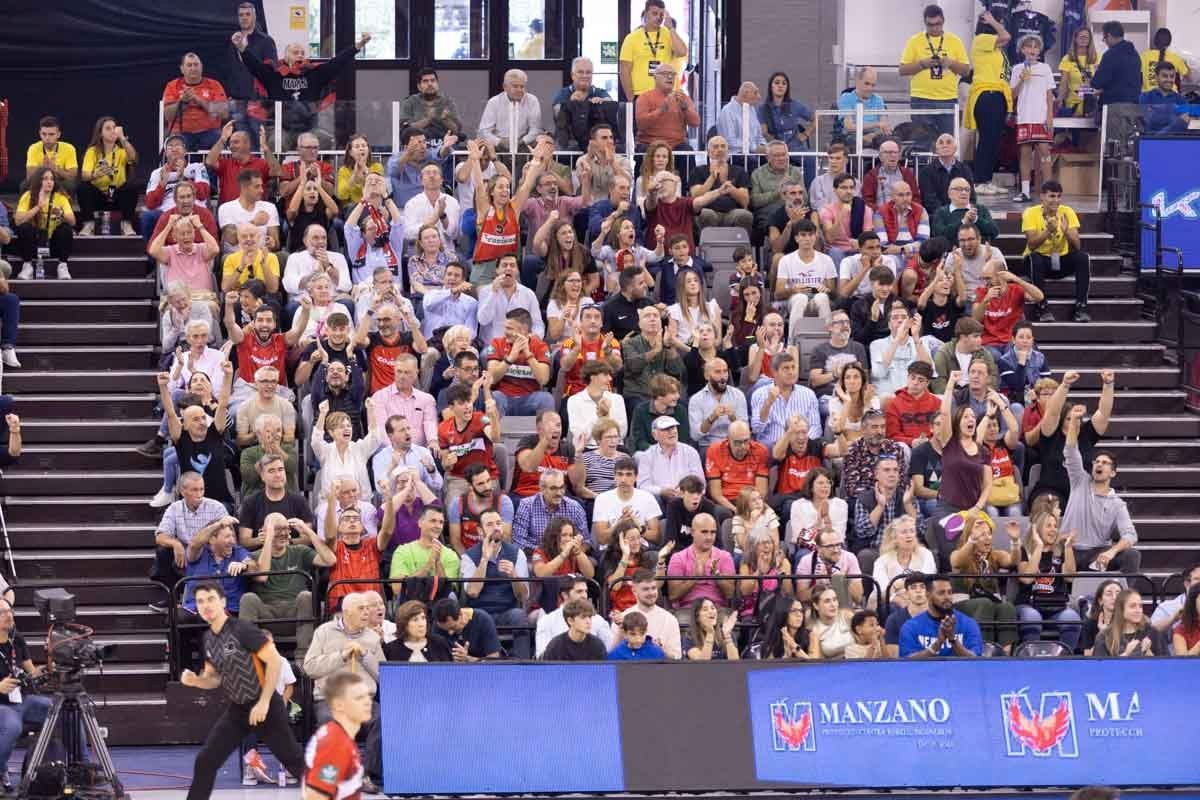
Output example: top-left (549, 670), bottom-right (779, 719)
top-left (142, 136), bottom-right (211, 240)
top-left (147, 181), bottom-right (220, 245)
top-left (513, 410), bottom-right (575, 501)
top-left (899, 574), bottom-right (983, 656)
top-left (438, 384), bottom-right (502, 501)
top-left (206, 121), bottom-right (278, 204)
top-left (237, 413), bottom-right (299, 495)
top-left (447, 464), bottom-right (513, 554)
top-left (942, 221), bottom-right (1004, 298)
top-left (688, 357), bottom-right (746, 452)
top-left (477, 255), bottom-right (544, 344)
top-left (601, 267), bottom-right (653, 343)
top-left (307, 360), bottom-right (366, 439)
top-left (182, 582), bottom-right (305, 800)
top-left (238, 453), bottom-right (313, 549)
top-left (371, 415), bottom-right (442, 496)
top-left (839, 409), bottom-right (910, 499)
top-left (398, 67), bottom-right (464, 142)
top-left (295, 309), bottom-right (367, 387)
top-left (225, 299), bottom-right (309, 402)
top-left (353, 302), bottom-right (427, 394)
top-left (159, 361), bottom-right (235, 506)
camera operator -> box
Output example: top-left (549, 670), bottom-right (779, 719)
top-left (0, 599), bottom-right (48, 791)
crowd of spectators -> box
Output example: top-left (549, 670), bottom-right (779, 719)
top-left (0, 0), bottom-right (1196, 786)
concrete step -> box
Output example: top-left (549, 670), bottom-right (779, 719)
top-left (1038, 298), bottom-right (1142, 322)
top-left (26, 634), bottom-right (168, 664)
top-left (11, 549), bottom-right (153, 580)
top-left (8, 523), bottom-right (152, 550)
top-left (1005, 253), bottom-right (1122, 277)
top-left (1123, 492), bottom-right (1200, 516)
top-left (20, 419), bottom-right (159, 444)
top-left (15, 393), bottom-right (158, 420)
top-left (1040, 344), bottom-right (1166, 368)
top-left (1136, 543), bottom-right (1200, 571)
top-left (1047, 367), bottom-right (1179, 390)
top-left (1129, 517), bottom-right (1200, 542)
top-left (1112, 465), bottom-right (1200, 489)
top-left (21, 299), bottom-right (157, 324)
top-left (1068, 390), bottom-right (1187, 415)
top-left (4, 470), bottom-right (162, 496)
top-left (11, 278), bottom-right (156, 300)
top-left (12, 581), bottom-right (166, 607)
top-left (4, 496), bottom-right (162, 525)
top-left (1101, 415), bottom-right (1200, 438)
top-left (21, 444), bottom-right (157, 471)
top-left (62, 256), bottom-right (150, 280)
top-left (995, 232), bottom-right (1112, 256)
top-left (17, 323), bottom-right (157, 345)
top-left (1030, 321), bottom-right (1156, 343)
top-left (4, 370), bottom-right (157, 393)
top-left (995, 212), bottom-right (1108, 235)
top-left (71, 234), bottom-right (150, 257)
top-left (14, 347), bottom-right (157, 371)
top-left (1102, 440), bottom-right (1200, 465)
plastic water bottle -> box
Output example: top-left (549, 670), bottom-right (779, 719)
top-left (101, 211), bottom-right (112, 236)
top-left (277, 768), bottom-right (286, 788)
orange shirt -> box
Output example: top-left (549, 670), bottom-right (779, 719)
top-left (705, 440), bottom-right (769, 502)
top-left (634, 88), bottom-right (700, 147)
top-left (162, 77), bottom-right (227, 134)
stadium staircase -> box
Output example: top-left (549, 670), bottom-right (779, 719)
top-left (0, 212), bottom-right (1194, 744)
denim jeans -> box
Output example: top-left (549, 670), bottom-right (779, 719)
top-left (1017, 605), bottom-right (1082, 652)
top-left (162, 445), bottom-right (180, 492)
top-left (909, 97), bottom-right (957, 138)
top-left (493, 391), bottom-right (555, 418)
top-left (0, 293), bottom-right (20, 347)
top-left (0, 694), bottom-right (52, 773)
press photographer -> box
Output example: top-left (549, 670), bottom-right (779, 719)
top-left (0, 598), bottom-right (48, 792)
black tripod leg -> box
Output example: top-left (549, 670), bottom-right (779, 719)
top-left (17, 695), bottom-right (64, 796)
top-left (76, 694), bottom-right (126, 799)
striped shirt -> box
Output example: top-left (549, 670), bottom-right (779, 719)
top-left (582, 450), bottom-right (618, 495)
top-left (157, 497), bottom-right (228, 545)
top-left (750, 382), bottom-right (822, 450)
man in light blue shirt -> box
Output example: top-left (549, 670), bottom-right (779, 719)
top-left (837, 67), bottom-right (891, 148)
top-left (870, 303), bottom-right (932, 397)
top-left (420, 262), bottom-right (478, 339)
top-left (370, 415), bottom-right (442, 496)
top-left (476, 255), bottom-right (544, 344)
top-left (386, 127), bottom-right (454, 206)
top-left (750, 351), bottom-right (821, 451)
top-left (688, 357), bottom-right (747, 450)
top-left (716, 82), bottom-right (767, 156)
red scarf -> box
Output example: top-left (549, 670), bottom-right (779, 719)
top-left (354, 203), bottom-right (398, 268)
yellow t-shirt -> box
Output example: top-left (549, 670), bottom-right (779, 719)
top-left (1140, 49), bottom-right (1190, 92)
top-left (82, 146), bottom-right (130, 192)
top-left (965, 33), bottom-right (1013, 129)
top-left (619, 25), bottom-right (678, 97)
top-left (335, 163), bottom-right (385, 205)
top-left (1057, 53), bottom-right (1101, 114)
top-left (221, 249), bottom-right (280, 286)
top-left (1022, 203), bottom-right (1081, 257)
top-left (25, 141), bottom-right (78, 175)
top-left (900, 31), bottom-right (968, 101)
top-left (16, 192), bottom-right (73, 238)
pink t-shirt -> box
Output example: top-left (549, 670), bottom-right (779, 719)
top-left (794, 550), bottom-right (862, 594)
top-left (819, 202), bottom-right (874, 250)
top-left (667, 545), bottom-right (735, 609)
top-left (164, 244), bottom-right (214, 293)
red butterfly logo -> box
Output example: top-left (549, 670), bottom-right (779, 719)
top-left (773, 707), bottom-right (812, 749)
top-left (1007, 697), bottom-right (1071, 753)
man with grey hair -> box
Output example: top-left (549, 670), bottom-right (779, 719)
top-left (751, 140), bottom-right (803, 239)
top-left (688, 134), bottom-right (753, 234)
top-left (838, 66), bottom-right (891, 149)
top-left (235, 366), bottom-right (297, 447)
top-left (862, 139), bottom-right (919, 209)
top-left (282, 223), bottom-right (351, 298)
top-left (151, 471), bottom-right (234, 610)
top-left (512, 468), bottom-right (589, 550)
top-left (238, 452), bottom-right (313, 549)
top-left (277, 131), bottom-right (335, 202)
top-left (239, 415), bottom-right (299, 495)
top-left (159, 281), bottom-right (218, 354)
top-left (242, 511), bottom-right (335, 661)
top-left (634, 61), bottom-right (699, 149)
top-left (479, 68), bottom-right (544, 155)
top-left (717, 82), bottom-right (767, 156)
top-left (553, 57), bottom-right (615, 150)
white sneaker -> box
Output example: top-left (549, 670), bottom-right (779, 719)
top-left (242, 767), bottom-right (258, 786)
top-left (974, 182), bottom-right (998, 195)
top-left (79, 221), bottom-right (95, 236)
top-left (16, 263), bottom-right (32, 281)
top-left (148, 487), bottom-right (174, 508)
top-left (1, 350), bottom-right (20, 369)
top-left (121, 220), bottom-right (136, 236)
top-left (56, 263), bottom-right (72, 280)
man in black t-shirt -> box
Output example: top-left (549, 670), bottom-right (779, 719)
top-left (432, 597), bottom-right (502, 661)
top-left (601, 267), bottom-right (653, 342)
top-left (1030, 370), bottom-right (1113, 505)
top-left (688, 135), bottom-right (753, 234)
top-left (662, 474), bottom-right (722, 550)
top-left (541, 598), bottom-right (608, 661)
top-left (182, 582), bottom-right (305, 800)
top-left (238, 453), bottom-right (314, 549)
top-left (0, 599), bottom-right (50, 786)
top-left (159, 361), bottom-right (234, 507)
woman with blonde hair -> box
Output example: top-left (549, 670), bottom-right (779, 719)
top-left (730, 487), bottom-right (779, 558)
top-left (1092, 589), bottom-right (1167, 657)
top-left (949, 511), bottom-right (1019, 652)
top-left (667, 267), bottom-right (721, 344)
top-left (636, 141), bottom-right (676, 212)
top-left (1016, 510), bottom-right (1081, 651)
top-left (807, 586), bottom-right (854, 660)
top-left (872, 514), bottom-right (936, 610)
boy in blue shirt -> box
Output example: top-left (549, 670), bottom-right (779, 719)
top-left (608, 611), bottom-right (667, 660)
top-left (899, 575), bottom-right (983, 657)
top-left (1140, 61), bottom-right (1190, 135)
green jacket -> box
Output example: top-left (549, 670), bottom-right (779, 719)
top-left (627, 400), bottom-right (690, 454)
top-left (750, 163), bottom-right (804, 212)
top-left (621, 333), bottom-right (686, 401)
top-left (931, 203), bottom-right (999, 242)
top-left (930, 338), bottom-right (999, 395)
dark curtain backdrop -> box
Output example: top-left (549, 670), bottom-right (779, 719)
top-left (0, 0), bottom-right (267, 192)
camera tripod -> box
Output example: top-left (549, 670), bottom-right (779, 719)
top-left (17, 677), bottom-right (127, 800)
